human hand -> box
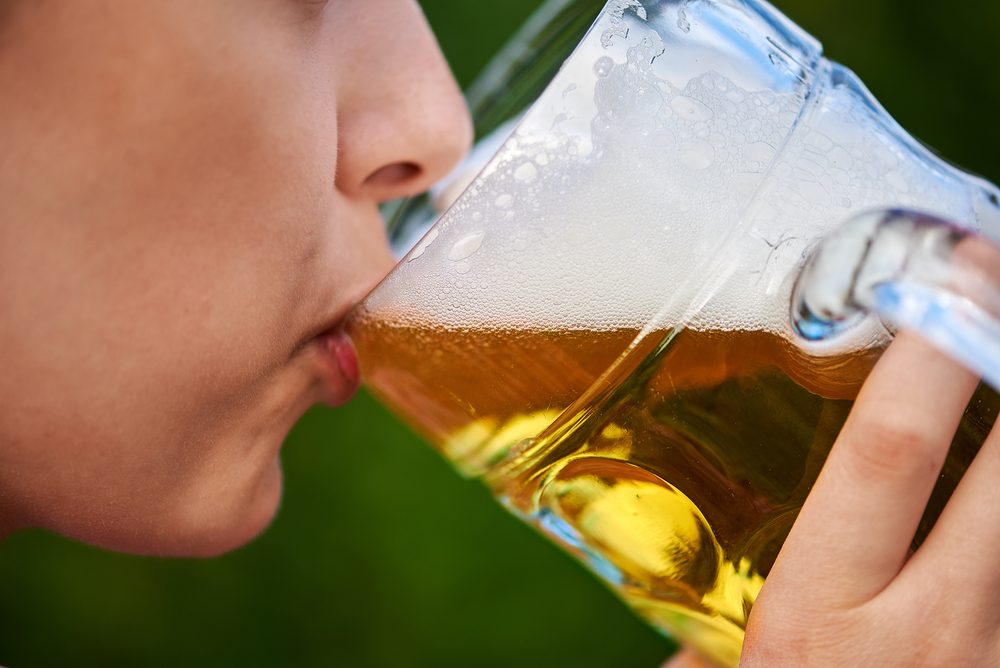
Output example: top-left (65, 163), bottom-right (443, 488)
top-left (740, 331), bottom-right (998, 666)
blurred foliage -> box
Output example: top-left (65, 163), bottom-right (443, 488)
top-left (2, 1), bottom-right (999, 666)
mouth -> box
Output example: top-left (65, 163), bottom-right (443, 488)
top-left (314, 327), bottom-right (361, 407)
top-left (292, 257), bottom-right (395, 409)
top-left (292, 298), bottom-right (366, 408)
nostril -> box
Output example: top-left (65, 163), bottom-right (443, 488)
top-left (363, 162), bottom-right (423, 192)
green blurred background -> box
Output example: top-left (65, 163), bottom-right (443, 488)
top-left (2, 1), bottom-right (999, 666)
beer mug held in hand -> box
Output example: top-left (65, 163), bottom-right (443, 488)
top-left (346, 1), bottom-right (1000, 666)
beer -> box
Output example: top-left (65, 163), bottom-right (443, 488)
top-left (350, 316), bottom-right (998, 667)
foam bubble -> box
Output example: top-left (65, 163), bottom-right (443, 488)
top-left (514, 162), bottom-right (539, 183)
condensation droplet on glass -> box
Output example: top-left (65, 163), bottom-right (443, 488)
top-left (407, 228), bottom-right (439, 262)
top-left (495, 193), bottom-right (514, 209)
top-left (562, 83), bottom-right (578, 98)
top-left (454, 261), bottom-right (472, 275)
top-left (535, 153), bottom-right (550, 166)
top-left (514, 162), bottom-right (538, 183)
top-left (448, 231), bottom-right (485, 261)
top-left (594, 56), bottom-right (615, 78)
top-left (471, 211), bottom-right (483, 222)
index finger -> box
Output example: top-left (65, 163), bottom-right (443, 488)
top-left (767, 331), bottom-right (978, 606)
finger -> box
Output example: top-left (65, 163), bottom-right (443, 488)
top-left (769, 331), bottom-right (979, 604)
top-left (896, 401), bottom-right (1000, 592)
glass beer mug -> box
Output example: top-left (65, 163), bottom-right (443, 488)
top-left (347, 0), bottom-right (1000, 665)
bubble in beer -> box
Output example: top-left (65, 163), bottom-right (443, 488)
top-left (744, 142), bottom-right (777, 164)
top-left (494, 194), bottom-right (514, 209)
top-left (514, 162), bottom-right (539, 183)
top-left (671, 95), bottom-right (713, 122)
top-left (680, 140), bottom-right (715, 170)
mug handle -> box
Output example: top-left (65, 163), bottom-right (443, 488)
top-left (792, 208), bottom-right (1000, 391)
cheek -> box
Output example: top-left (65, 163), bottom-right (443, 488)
top-left (134, 109), bottom-right (342, 433)
top-left (0, 20), bottom-right (345, 536)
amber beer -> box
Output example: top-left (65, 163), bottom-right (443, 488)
top-left (348, 313), bottom-right (997, 667)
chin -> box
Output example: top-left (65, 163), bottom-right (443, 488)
top-left (61, 456), bottom-right (287, 559)
top-left (163, 458), bottom-right (286, 559)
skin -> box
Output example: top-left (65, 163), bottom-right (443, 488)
top-left (1, 2), bottom-right (999, 666)
top-left (0, 0), bottom-right (471, 556)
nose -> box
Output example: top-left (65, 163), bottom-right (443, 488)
top-left (332, 0), bottom-right (473, 203)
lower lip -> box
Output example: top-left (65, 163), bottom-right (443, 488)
top-left (318, 329), bottom-right (362, 406)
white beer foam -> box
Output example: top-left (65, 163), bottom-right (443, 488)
top-left (365, 8), bottom-right (982, 356)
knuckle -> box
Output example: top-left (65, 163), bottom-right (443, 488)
top-left (744, 606), bottom-right (878, 666)
top-left (923, 633), bottom-right (979, 667)
top-left (840, 417), bottom-right (942, 480)
top-left (741, 599), bottom-right (806, 666)
top-left (740, 629), bottom-right (795, 666)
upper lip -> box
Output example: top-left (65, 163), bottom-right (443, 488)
top-left (294, 307), bottom-right (352, 357)
top-left (292, 316), bottom-right (349, 363)
top-left (290, 281), bottom-right (379, 359)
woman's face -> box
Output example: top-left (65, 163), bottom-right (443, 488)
top-left (0, 0), bottom-right (471, 555)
